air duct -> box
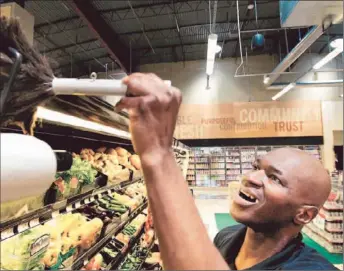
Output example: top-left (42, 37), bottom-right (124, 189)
top-left (268, 79), bottom-right (344, 90)
top-left (265, 0), bottom-right (343, 87)
top-left (264, 25), bottom-right (323, 87)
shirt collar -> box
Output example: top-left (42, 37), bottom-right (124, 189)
top-left (225, 226), bottom-right (304, 270)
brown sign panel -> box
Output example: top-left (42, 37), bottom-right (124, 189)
top-left (174, 101), bottom-right (323, 139)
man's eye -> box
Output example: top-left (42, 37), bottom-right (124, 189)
top-left (270, 175), bottom-right (281, 184)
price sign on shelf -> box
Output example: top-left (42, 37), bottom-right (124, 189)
top-left (1, 228), bottom-right (14, 240)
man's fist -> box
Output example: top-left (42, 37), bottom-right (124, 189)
top-left (115, 73), bottom-right (182, 166)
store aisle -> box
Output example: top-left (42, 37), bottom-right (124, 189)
top-left (193, 188), bottom-right (230, 240)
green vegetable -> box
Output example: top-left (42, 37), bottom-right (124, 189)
top-left (0, 227), bottom-right (50, 270)
top-left (96, 200), bottom-right (127, 213)
top-left (102, 247), bottom-right (118, 257)
top-left (55, 157), bottom-right (97, 185)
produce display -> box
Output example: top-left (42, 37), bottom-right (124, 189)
top-left (76, 147), bottom-right (142, 184)
top-left (53, 157), bottom-right (98, 200)
top-left (43, 213), bottom-right (103, 269)
top-left (118, 230), bottom-right (154, 270)
top-left (0, 179), bottom-right (148, 270)
top-left (120, 247), bottom-right (149, 270)
top-left (116, 214), bottom-right (147, 245)
top-left (0, 227), bottom-right (50, 270)
top-left (82, 253), bottom-right (103, 270)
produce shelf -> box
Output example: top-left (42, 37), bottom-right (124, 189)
top-left (0, 177), bottom-right (143, 242)
top-left (113, 227), bottom-right (146, 269)
top-left (72, 201), bottom-right (148, 270)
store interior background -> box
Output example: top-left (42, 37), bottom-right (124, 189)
top-left (0, 0), bottom-right (343, 269)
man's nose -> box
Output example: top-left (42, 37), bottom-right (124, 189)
top-left (242, 170), bottom-right (265, 187)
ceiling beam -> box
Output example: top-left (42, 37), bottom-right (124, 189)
top-left (134, 34), bottom-right (276, 51)
top-left (58, 53), bottom-right (111, 69)
top-left (34, 0), bottom-right (276, 31)
top-left (35, 30), bottom-right (89, 76)
top-left (44, 38), bottom-right (98, 54)
top-left (69, 0), bottom-right (132, 73)
top-left (41, 15), bottom-right (280, 55)
top-left (123, 16), bottom-right (280, 35)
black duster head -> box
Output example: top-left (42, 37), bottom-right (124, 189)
top-left (0, 16), bottom-right (55, 133)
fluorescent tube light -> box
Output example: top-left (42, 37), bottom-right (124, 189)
top-left (206, 34), bottom-right (218, 76)
top-left (330, 38), bottom-right (343, 49)
top-left (313, 47), bottom-right (343, 70)
top-left (271, 83), bottom-right (295, 100)
top-left (36, 107), bottom-right (131, 140)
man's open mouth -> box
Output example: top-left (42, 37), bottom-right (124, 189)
top-left (239, 190), bottom-right (258, 203)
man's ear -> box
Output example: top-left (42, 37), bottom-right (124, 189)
top-left (294, 206), bottom-right (319, 225)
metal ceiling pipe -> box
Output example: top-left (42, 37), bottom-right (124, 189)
top-left (267, 79), bottom-right (343, 90)
top-left (264, 25), bottom-right (324, 87)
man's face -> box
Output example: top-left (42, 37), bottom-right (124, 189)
top-left (230, 150), bottom-right (304, 232)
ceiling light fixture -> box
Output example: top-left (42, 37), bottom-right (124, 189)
top-left (206, 34), bottom-right (218, 76)
top-left (313, 40), bottom-right (343, 70)
top-left (340, 94), bottom-right (343, 98)
top-left (330, 38), bottom-right (343, 49)
top-left (215, 45), bottom-right (222, 54)
top-left (247, 3), bottom-right (254, 10)
top-left (36, 107), bottom-right (131, 140)
top-left (263, 75), bottom-right (270, 84)
top-left (271, 83), bottom-right (296, 100)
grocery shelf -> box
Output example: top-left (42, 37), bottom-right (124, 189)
top-left (188, 145), bottom-right (322, 187)
top-left (0, 177), bottom-right (143, 242)
top-left (319, 210), bottom-right (343, 222)
top-left (323, 202), bottom-right (343, 211)
top-left (72, 201), bottom-right (148, 270)
top-left (325, 227), bottom-right (343, 233)
top-left (114, 227), bottom-right (148, 270)
top-left (305, 223), bottom-right (343, 244)
top-left (303, 227), bottom-right (343, 254)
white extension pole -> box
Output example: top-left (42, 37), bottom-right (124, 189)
top-left (52, 78), bottom-right (172, 96)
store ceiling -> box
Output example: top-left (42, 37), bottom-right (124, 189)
top-left (12, 0), bottom-right (343, 77)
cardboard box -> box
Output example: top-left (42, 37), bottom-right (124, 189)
top-left (0, 2), bottom-right (34, 45)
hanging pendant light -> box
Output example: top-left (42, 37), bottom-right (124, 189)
top-left (251, 0), bottom-right (265, 51)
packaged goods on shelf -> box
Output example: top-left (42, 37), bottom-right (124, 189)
top-left (187, 145), bottom-right (322, 187)
top-left (0, 226), bottom-right (50, 270)
top-left (302, 171), bottom-right (343, 254)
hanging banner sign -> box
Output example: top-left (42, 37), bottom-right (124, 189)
top-left (174, 101), bottom-right (323, 139)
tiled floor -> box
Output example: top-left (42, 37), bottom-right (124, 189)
top-left (193, 188), bottom-right (229, 240)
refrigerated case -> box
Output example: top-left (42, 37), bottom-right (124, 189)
top-left (0, 99), bottom-right (187, 270)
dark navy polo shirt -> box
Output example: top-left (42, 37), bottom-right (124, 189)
top-left (214, 224), bottom-right (338, 270)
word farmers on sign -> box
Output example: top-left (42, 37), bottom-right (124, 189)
top-left (174, 101), bottom-right (322, 139)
